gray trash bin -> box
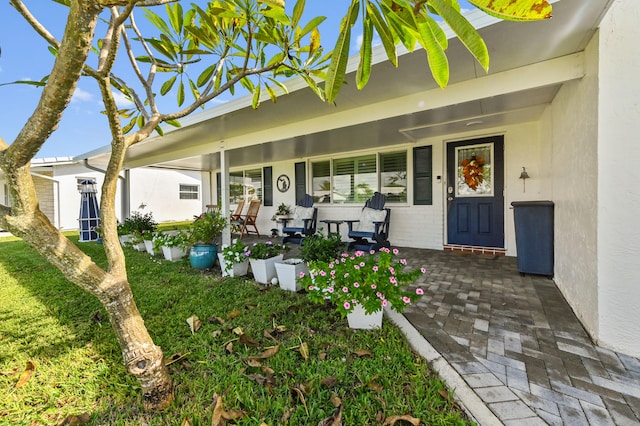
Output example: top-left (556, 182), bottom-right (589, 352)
top-left (511, 201), bottom-right (554, 277)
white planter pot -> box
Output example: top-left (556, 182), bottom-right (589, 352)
top-left (119, 234), bottom-right (131, 245)
top-left (347, 304), bottom-right (383, 330)
top-left (162, 246), bottom-right (186, 262)
top-left (274, 259), bottom-right (308, 292)
top-left (144, 239), bottom-right (157, 255)
top-left (218, 253), bottom-right (250, 277)
top-left (249, 255), bottom-right (284, 284)
top-left (132, 242), bottom-right (146, 251)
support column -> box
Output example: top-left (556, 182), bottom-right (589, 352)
top-left (220, 142), bottom-right (231, 247)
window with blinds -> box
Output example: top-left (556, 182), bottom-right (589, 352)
top-left (380, 151), bottom-right (407, 202)
top-left (311, 152), bottom-right (407, 204)
top-left (179, 184), bottom-right (200, 200)
top-left (311, 161), bottom-right (331, 204)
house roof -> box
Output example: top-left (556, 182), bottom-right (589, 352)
top-left (76, 0), bottom-right (614, 171)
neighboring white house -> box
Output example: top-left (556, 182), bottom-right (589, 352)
top-left (47, 0), bottom-right (640, 359)
top-left (0, 157), bottom-right (204, 231)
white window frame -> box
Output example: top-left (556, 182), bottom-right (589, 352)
top-left (179, 184), bottom-right (200, 200)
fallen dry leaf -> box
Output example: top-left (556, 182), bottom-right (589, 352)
top-left (239, 333), bottom-right (259, 347)
top-left (212, 330), bottom-right (222, 338)
top-left (382, 414), bottom-right (421, 425)
top-left (263, 329), bottom-right (279, 344)
top-left (280, 407), bottom-right (295, 423)
top-left (15, 360), bottom-right (35, 388)
top-left (330, 393), bottom-right (342, 408)
top-left (438, 389), bottom-right (450, 400)
top-left (186, 315), bottom-right (202, 334)
top-left (245, 359), bottom-right (263, 368)
top-left (291, 386), bottom-right (309, 416)
top-left (179, 418), bottom-right (193, 426)
top-left (56, 413), bottom-right (91, 425)
top-left (299, 342), bottom-right (310, 361)
top-left (225, 342), bottom-right (234, 354)
top-left (353, 349), bottom-right (372, 357)
top-left (164, 352), bottom-right (190, 366)
top-left (368, 374), bottom-right (384, 392)
top-left (317, 405), bottom-right (342, 426)
top-left (248, 345), bottom-right (279, 360)
top-left (321, 376), bottom-right (338, 388)
top-left (212, 394), bottom-right (224, 426)
top-left (319, 352), bottom-right (327, 361)
top-left (232, 326), bottom-right (244, 336)
top-left (227, 309), bottom-right (242, 319)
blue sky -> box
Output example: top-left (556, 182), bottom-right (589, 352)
top-left (0, 1), bottom-right (471, 159)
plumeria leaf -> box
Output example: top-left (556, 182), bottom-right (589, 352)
top-left (468, 0), bottom-right (552, 21)
top-left (15, 361), bottom-right (35, 388)
top-left (186, 315), bottom-right (202, 334)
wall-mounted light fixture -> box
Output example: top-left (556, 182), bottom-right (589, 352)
top-left (519, 167), bottom-right (530, 192)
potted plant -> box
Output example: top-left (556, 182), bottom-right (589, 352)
top-left (274, 203), bottom-right (291, 220)
top-left (274, 232), bottom-right (345, 293)
top-left (246, 240), bottom-right (289, 284)
top-left (187, 209), bottom-right (227, 269)
top-left (218, 239), bottom-right (250, 277)
top-left (300, 247), bottom-right (426, 329)
top-left (153, 231), bottom-right (189, 261)
top-left (120, 211), bottom-right (157, 251)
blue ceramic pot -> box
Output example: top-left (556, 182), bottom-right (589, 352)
top-left (189, 244), bottom-right (218, 269)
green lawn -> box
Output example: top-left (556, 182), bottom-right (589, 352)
top-left (0, 235), bottom-right (472, 425)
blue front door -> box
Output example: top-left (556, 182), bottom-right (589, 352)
top-left (446, 136), bottom-right (504, 248)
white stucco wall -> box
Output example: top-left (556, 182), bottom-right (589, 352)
top-left (596, 0), bottom-right (640, 357)
top-left (128, 167), bottom-right (202, 223)
top-left (545, 35), bottom-right (600, 340)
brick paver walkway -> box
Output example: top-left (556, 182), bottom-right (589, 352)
top-left (399, 248), bottom-right (640, 425)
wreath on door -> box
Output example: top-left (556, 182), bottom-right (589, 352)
top-left (460, 155), bottom-right (485, 191)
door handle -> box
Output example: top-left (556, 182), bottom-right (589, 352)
top-left (447, 197), bottom-right (453, 201)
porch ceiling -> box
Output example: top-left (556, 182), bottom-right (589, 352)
top-left (79, 0), bottom-right (613, 172)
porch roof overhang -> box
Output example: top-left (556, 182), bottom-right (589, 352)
top-left (76, 0), bottom-right (613, 171)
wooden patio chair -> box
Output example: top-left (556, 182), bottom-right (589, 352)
top-left (281, 194), bottom-right (317, 245)
top-left (233, 199), bottom-right (261, 238)
top-left (345, 192), bottom-right (391, 251)
top-left (230, 200), bottom-right (245, 221)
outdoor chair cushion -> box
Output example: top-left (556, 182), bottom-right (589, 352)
top-left (355, 207), bottom-right (387, 233)
top-left (289, 206), bottom-right (315, 228)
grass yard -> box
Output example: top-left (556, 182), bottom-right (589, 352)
top-left (0, 235), bottom-right (472, 425)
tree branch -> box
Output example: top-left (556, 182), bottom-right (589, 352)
top-left (4, 0), bottom-right (102, 167)
top-left (10, 0), bottom-right (60, 49)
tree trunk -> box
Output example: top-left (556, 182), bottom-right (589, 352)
top-left (0, 163), bottom-right (174, 411)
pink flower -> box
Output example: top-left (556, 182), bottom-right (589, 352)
top-left (371, 284), bottom-right (377, 289)
top-left (342, 287), bottom-right (349, 293)
top-left (320, 270), bottom-right (327, 276)
top-left (328, 287), bottom-right (334, 293)
top-left (344, 302), bottom-right (351, 310)
top-left (308, 285), bottom-right (315, 291)
top-left (354, 265), bottom-right (360, 270)
top-left (344, 273), bottom-right (350, 278)
top-left (403, 296), bottom-right (411, 304)
top-left (359, 262), bottom-right (365, 267)
top-left (400, 259), bottom-right (407, 265)
top-left (330, 270), bottom-right (336, 276)
top-left (393, 248), bottom-right (399, 255)
top-left (329, 262), bottom-right (335, 268)
top-left (389, 267), bottom-right (395, 274)
top-left (382, 300), bottom-right (388, 307)
top-left (353, 282), bottom-right (360, 288)
top-left (416, 288), bottom-right (424, 295)
top-left (370, 250), bottom-right (375, 254)
top-left (372, 266), bottom-right (378, 272)
top-left (299, 272), bottom-right (306, 278)
top-left (390, 277), bottom-right (397, 285)
top-left (420, 267), bottom-right (426, 273)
